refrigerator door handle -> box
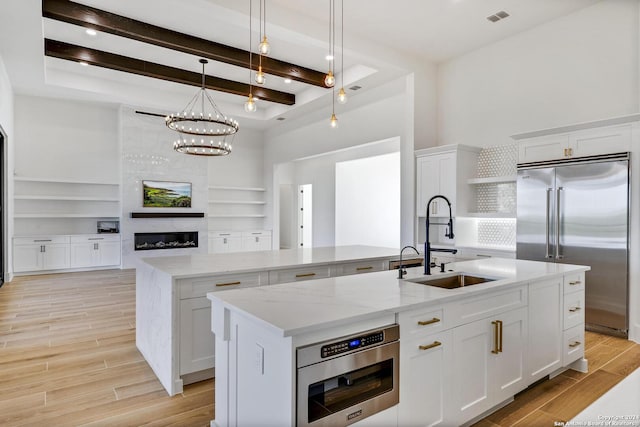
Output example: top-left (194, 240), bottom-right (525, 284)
top-left (546, 188), bottom-right (552, 258)
top-left (556, 187), bottom-right (563, 259)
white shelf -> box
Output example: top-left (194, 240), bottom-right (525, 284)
top-left (15, 213), bottom-right (120, 218)
top-left (14, 176), bottom-right (119, 185)
top-left (14, 195), bottom-right (120, 202)
top-left (208, 186), bottom-right (265, 192)
top-left (208, 200), bottom-right (266, 205)
top-left (208, 214), bottom-right (265, 218)
top-left (463, 212), bottom-right (516, 219)
top-left (467, 175), bottom-right (517, 185)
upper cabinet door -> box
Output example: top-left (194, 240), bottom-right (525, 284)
top-left (569, 124), bottom-right (631, 158)
top-left (518, 134), bottom-right (568, 164)
top-left (416, 152), bottom-right (457, 217)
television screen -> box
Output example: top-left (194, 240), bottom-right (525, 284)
top-left (143, 180), bottom-right (192, 208)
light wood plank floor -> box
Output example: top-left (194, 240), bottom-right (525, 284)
top-left (1, 269), bottom-right (638, 426)
top-left (0, 269), bottom-right (213, 426)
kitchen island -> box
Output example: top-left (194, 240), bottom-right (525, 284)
top-left (208, 258), bottom-right (589, 427)
top-left (135, 245), bottom-right (400, 395)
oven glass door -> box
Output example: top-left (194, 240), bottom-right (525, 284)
top-left (297, 341), bottom-right (399, 427)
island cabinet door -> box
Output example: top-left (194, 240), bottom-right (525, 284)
top-left (450, 307), bottom-right (528, 425)
top-left (398, 329), bottom-right (452, 427)
top-left (179, 297), bottom-right (215, 375)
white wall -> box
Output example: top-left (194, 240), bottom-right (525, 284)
top-left (208, 127), bottom-right (264, 188)
top-left (0, 55), bottom-right (14, 281)
top-left (265, 76), bottom-right (415, 249)
top-left (438, 0), bottom-right (640, 148)
top-left (289, 138), bottom-right (400, 248)
top-left (335, 152), bottom-right (400, 248)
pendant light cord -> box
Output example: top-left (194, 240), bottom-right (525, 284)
top-left (249, 0), bottom-right (253, 96)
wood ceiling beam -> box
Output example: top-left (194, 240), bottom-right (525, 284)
top-left (42, 0), bottom-right (329, 88)
top-left (45, 39), bottom-right (296, 106)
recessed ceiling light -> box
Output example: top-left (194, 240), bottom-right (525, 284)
top-left (85, 28), bottom-right (98, 36)
top-left (325, 54), bottom-right (334, 61)
top-left (283, 78), bottom-right (292, 84)
top-left (79, 61), bottom-right (89, 66)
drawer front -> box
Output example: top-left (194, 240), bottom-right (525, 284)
top-left (14, 235), bottom-right (70, 245)
top-left (334, 259), bottom-right (388, 276)
top-left (70, 234), bottom-right (120, 243)
top-left (563, 292), bottom-right (585, 330)
top-left (241, 230), bottom-right (271, 237)
top-left (268, 265), bottom-right (331, 285)
top-left (399, 306), bottom-right (446, 338)
top-left (448, 286), bottom-right (527, 328)
top-left (563, 324), bottom-right (585, 366)
top-left (210, 231), bottom-right (242, 238)
top-left (178, 272), bottom-right (266, 299)
top-left (563, 272), bottom-right (585, 294)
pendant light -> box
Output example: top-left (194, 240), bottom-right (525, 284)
top-left (324, 0), bottom-right (335, 88)
top-left (258, 0), bottom-right (270, 55)
top-left (244, 0), bottom-right (257, 113)
top-left (255, 0), bottom-right (267, 85)
top-left (167, 59), bottom-right (238, 156)
top-left (336, 0), bottom-right (347, 104)
top-left (330, 82), bottom-right (338, 128)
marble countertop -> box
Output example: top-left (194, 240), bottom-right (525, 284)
top-left (139, 245), bottom-right (399, 279)
top-left (207, 257), bottom-right (590, 337)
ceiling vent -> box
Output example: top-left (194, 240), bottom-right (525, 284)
top-left (349, 85), bottom-right (362, 91)
top-left (276, 117), bottom-right (286, 121)
top-left (487, 11), bottom-right (510, 23)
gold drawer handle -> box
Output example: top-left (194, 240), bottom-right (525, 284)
top-left (216, 281), bottom-right (241, 287)
top-left (569, 280), bottom-right (582, 286)
top-left (569, 307), bottom-right (582, 312)
top-left (356, 266), bottom-right (373, 271)
top-left (419, 341), bottom-right (442, 351)
top-left (569, 341), bottom-right (581, 348)
top-left (417, 317), bottom-right (440, 326)
top-left (295, 273), bottom-right (316, 278)
top-left (491, 320), bottom-right (503, 354)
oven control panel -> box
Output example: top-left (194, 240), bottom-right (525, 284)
top-left (321, 331), bottom-right (385, 358)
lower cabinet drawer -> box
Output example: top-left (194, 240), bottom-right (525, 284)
top-left (399, 306), bottom-right (446, 338)
top-left (563, 292), bottom-right (585, 330)
top-left (333, 259), bottom-right (387, 276)
top-left (564, 272), bottom-right (585, 294)
top-left (563, 324), bottom-right (585, 366)
top-left (268, 265), bottom-right (331, 285)
top-left (178, 272), bottom-right (267, 299)
top-left (14, 235), bottom-right (70, 245)
top-left (448, 285), bottom-right (527, 328)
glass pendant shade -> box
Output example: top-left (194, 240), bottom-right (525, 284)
top-left (324, 70), bottom-right (335, 88)
top-left (244, 94), bottom-right (257, 113)
top-left (337, 87), bottom-right (347, 104)
top-left (330, 113), bottom-right (338, 128)
top-left (255, 66), bottom-right (266, 85)
top-left (258, 36), bottom-right (270, 55)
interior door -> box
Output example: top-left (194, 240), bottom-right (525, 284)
top-left (555, 160), bottom-right (629, 332)
top-left (516, 167), bottom-right (555, 262)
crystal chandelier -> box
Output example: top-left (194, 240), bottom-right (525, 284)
top-left (166, 59), bottom-right (239, 156)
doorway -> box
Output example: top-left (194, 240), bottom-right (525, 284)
top-left (298, 184), bottom-right (313, 248)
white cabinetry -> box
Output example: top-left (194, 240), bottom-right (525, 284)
top-left (13, 236), bottom-right (70, 272)
top-left (514, 118), bottom-right (637, 164)
top-left (416, 152), bottom-right (456, 217)
top-left (527, 277), bottom-right (563, 383)
top-left (241, 230), bottom-right (272, 252)
top-left (70, 234), bottom-right (120, 268)
top-left (209, 230), bottom-right (272, 253)
top-left (562, 272), bottom-right (586, 366)
top-left (450, 306), bottom-right (527, 425)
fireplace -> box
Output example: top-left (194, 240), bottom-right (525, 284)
top-left (134, 231), bottom-right (198, 251)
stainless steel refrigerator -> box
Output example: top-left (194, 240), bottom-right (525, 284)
top-left (517, 153), bottom-right (629, 336)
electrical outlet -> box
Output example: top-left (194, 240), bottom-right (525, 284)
top-left (255, 343), bottom-right (264, 375)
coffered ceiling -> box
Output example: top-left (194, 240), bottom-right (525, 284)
top-left (0, 0), bottom-right (600, 129)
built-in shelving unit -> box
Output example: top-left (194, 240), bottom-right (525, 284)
top-left (13, 176), bottom-right (120, 235)
top-left (208, 186), bottom-right (267, 230)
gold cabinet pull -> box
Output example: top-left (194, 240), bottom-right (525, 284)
top-left (569, 341), bottom-right (581, 348)
top-left (215, 281), bottom-right (241, 287)
top-left (417, 317), bottom-right (441, 326)
top-left (569, 280), bottom-right (582, 286)
top-left (295, 273), bottom-right (316, 278)
top-left (491, 320), bottom-right (503, 354)
top-left (356, 266), bottom-right (373, 271)
top-left (419, 341), bottom-right (442, 351)
top-left (569, 307), bottom-right (582, 312)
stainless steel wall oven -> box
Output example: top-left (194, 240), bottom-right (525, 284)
top-left (296, 324), bottom-right (399, 427)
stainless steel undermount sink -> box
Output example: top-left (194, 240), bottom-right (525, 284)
top-left (406, 274), bottom-right (497, 289)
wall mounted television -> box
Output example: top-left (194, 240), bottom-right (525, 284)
top-left (142, 180), bottom-right (192, 208)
